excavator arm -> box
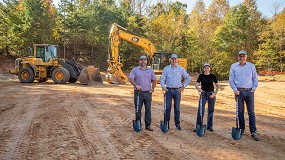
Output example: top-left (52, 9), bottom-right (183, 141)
top-left (106, 23), bottom-right (157, 84)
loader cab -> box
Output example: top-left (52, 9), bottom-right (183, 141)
top-left (35, 44), bottom-right (59, 62)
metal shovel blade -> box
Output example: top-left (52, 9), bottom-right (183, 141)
top-left (232, 127), bottom-right (242, 140)
top-left (196, 124), bottom-right (206, 137)
top-left (133, 120), bottom-right (141, 132)
top-left (160, 120), bottom-right (169, 133)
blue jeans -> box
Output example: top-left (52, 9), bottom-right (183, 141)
top-left (196, 92), bottom-right (216, 129)
top-left (134, 91), bottom-right (152, 127)
top-left (238, 90), bottom-right (257, 133)
top-left (165, 89), bottom-right (181, 126)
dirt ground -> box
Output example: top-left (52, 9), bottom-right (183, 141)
top-left (0, 75), bottom-right (284, 160)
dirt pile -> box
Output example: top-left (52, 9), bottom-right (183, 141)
top-left (0, 55), bottom-right (17, 80)
top-left (0, 55), bottom-right (15, 74)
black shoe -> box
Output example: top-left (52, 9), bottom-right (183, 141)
top-left (207, 128), bottom-right (213, 132)
top-left (176, 125), bottom-right (181, 131)
top-left (193, 129), bottom-right (196, 132)
top-left (251, 133), bottom-right (259, 141)
top-left (145, 126), bottom-right (153, 131)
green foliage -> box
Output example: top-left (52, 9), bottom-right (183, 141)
top-left (1, 0), bottom-right (284, 77)
top-left (255, 9), bottom-right (285, 72)
top-left (211, 1), bottom-right (265, 79)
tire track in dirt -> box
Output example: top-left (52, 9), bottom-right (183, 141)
top-left (70, 93), bottom-right (121, 159)
top-left (69, 108), bottom-right (98, 158)
top-left (70, 88), bottom-right (190, 159)
top-left (1, 81), bottom-right (284, 159)
top-left (94, 87), bottom-right (284, 159)
top-left (0, 90), bottom-right (40, 159)
top-left (87, 91), bottom-right (202, 159)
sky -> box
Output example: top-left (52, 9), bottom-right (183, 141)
top-left (50, 0), bottom-right (285, 18)
top-left (178, 0), bottom-right (284, 18)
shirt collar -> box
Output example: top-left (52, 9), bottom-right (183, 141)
top-left (139, 66), bottom-right (148, 70)
top-left (170, 64), bottom-right (178, 68)
top-left (238, 61), bottom-right (248, 66)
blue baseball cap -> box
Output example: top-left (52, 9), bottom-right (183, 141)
top-left (238, 50), bottom-right (247, 55)
top-left (140, 55), bottom-right (147, 59)
top-left (171, 54), bottom-right (178, 59)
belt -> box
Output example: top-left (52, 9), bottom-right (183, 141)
top-left (167, 87), bottom-right (181, 90)
top-left (135, 90), bottom-right (149, 92)
top-left (237, 88), bottom-right (251, 90)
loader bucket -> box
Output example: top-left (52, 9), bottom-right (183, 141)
top-left (78, 66), bottom-right (103, 85)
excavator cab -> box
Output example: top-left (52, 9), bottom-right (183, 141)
top-left (151, 52), bottom-right (172, 72)
top-left (152, 52), bottom-right (188, 83)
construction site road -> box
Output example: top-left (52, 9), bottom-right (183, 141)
top-left (0, 79), bottom-right (284, 160)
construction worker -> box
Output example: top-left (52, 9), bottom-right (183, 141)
top-left (229, 50), bottom-right (259, 141)
top-left (129, 55), bottom-right (156, 131)
top-left (160, 54), bottom-right (191, 130)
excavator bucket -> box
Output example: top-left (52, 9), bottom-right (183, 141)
top-left (78, 66), bottom-right (103, 85)
top-left (106, 72), bottom-right (127, 84)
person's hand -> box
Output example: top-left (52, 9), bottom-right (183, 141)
top-left (250, 89), bottom-right (255, 93)
top-left (149, 88), bottom-right (154, 93)
top-left (234, 90), bottom-right (240, 95)
top-left (162, 87), bottom-right (166, 93)
top-left (178, 86), bottom-right (184, 93)
top-left (197, 88), bottom-right (203, 95)
top-left (136, 85), bottom-right (142, 90)
top-left (209, 92), bottom-right (216, 98)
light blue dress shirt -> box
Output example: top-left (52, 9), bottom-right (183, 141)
top-left (160, 64), bottom-right (191, 88)
top-left (229, 62), bottom-right (258, 91)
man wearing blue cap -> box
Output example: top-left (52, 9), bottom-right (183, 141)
top-left (229, 50), bottom-right (259, 141)
top-left (160, 54), bottom-right (191, 130)
top-left (129, 55), bottom-right (156, 131)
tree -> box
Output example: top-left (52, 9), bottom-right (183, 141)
top-left (211, 1), bottom-right (264, 79)
top-left (256, 8), bottom-right (285, 72)
top-left (187, 0), bottom-right (207, 73)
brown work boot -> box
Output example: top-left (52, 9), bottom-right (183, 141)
top-left (145, 126), bottom-right (153, 131)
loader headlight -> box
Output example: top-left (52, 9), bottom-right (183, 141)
top-left (15, 59), bottom-right (19, 68)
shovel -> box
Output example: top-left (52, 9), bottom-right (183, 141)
top-left (133, 91), bottom-right (141, 132)
top-left (232, 96), bottom-right (242, 140)
top-left (196, 93), bottom-right (206, 137)
top-left (160, 93), bottom-right (169, 133)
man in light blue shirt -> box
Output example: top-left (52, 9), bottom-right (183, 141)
top-left (160, 54), bottom-right (191, 130)
top-left (229, 50), bottom-right (259, 141)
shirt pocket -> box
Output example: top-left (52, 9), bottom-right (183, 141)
top-left (233, 68), bottom-right (240, 81)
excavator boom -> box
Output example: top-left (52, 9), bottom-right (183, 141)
top-left (107, 23), bottom-right (157, 84)
top-left (106, 23), bottom-right (187, 84)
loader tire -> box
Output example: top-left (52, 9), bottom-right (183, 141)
top-left (52, 67), bottom-right (70, 84)
top-left (18, 67), bottom-right (35, 83)
top-left (68, 77), bottom-right (77, 83)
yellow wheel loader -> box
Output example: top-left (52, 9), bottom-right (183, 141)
top-left (9, 44), bottom-right (102, 84)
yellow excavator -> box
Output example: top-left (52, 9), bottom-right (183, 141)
top-left (106, 23), bottom-right (188, 84)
